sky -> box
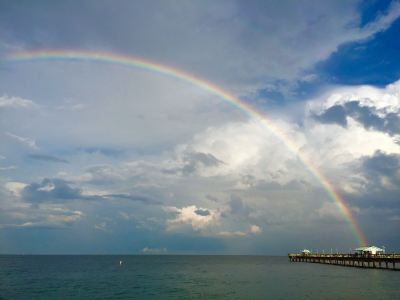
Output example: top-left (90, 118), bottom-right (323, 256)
top-left (0, 0), bottom-right (399, 254)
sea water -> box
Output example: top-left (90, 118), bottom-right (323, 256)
top-left (1, 255), bottom-right (399, 299)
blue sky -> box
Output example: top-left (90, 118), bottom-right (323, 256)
top-left (0, 0), bottom-right (399, 254)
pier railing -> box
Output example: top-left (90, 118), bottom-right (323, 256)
top-left (288, 253), bottom-right (400, 270)
top-left (289, 253), bottom-right (400, 258)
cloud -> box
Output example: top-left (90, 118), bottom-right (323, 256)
top-left (46, 209), bottom-right (83, 224)
top-left (316, 202), bottom-right (346, 221)
top-left (16, 177), bottom-right (160, 206)
top-left (359, 1), bottom-right (400, 38)
top-left (289, 81), bottom-right (400, 222)
top-left (310, 80), bottom-right (400, 135)
top-left (21, 178), bottom-right (84, 203)
top-left (28, 154), bottom-right (69, 163)
top-left (0, 209), bottom-right (83, 230)
top-left (219, 230), bottom-right (247, 237)
top-left (314, 101), bottom-right (400, 136)
top-left (0, 165), bottom-right (16, 171)
top-left (351, 151), bottom-right (400, 206)
top-left (194, 208), bottom-right (211, 216)
top-left (76, 165), bottom-right (127, 184)
top-left (162, 151), bottom-right (224, 176)
top-left (229, 195), bottom-right (252, 217)
top-left (314, 105), bottom-right (348, 127)
top-left (1, 1), bottom-right (399, 94)
top-left (104, 193), bottom-right (161, 205)
top-left (5, 132), bottom-right (38, 150)
top-left (94, 221), bottom-right (111, 232)
top-left (5, 181), bottom-right (28, 197)
top-left (168, 121), bottom-right (275, 179)
top-left (142, 247), bottom-right (167, 254)
top-left (165, 205), bottom-right (220, 232)
top-left (305, 81), bottom-right (400, 169)
top-left (1, 2), bottom-right (400, 252)
top-left (181, 152), bottom-right (224, 175)
top-left (249, 224), bottom-right (262, 234)
top-left (4, 78), bottom-right (394, 246)
top-left (0, 95), bottom-right (34, 109)
top-left (362, 151), bottom-right (400, 179)
top-left (219, 224), bottom-right (262, 237)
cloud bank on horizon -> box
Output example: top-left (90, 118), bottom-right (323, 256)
top-left (0, 0), bottom-right (399, 254)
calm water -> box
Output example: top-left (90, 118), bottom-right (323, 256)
top-left (0, 255), bottom-right (399, 299)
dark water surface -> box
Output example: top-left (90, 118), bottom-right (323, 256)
top-left (0, 255), bottom-right (399, 299)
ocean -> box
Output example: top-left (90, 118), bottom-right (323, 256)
top-left (0, 255), bottom-right (399, 299)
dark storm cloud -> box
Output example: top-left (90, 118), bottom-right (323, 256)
top-left (344, 151), bottom-right (400, 209)
top-left (314, 101), bottom-right (400, 135)
top-left (28, 154), bottom-right (69, 163)
top-left (194, 208), bottom-right (210, 216)
top-left (362, 150), bottom-right (400, 178)
top-left (314, 105), bottom-right (348, 126)
top-left (21, 178), bottom-right (159, 205)
top-left (21, 178), bottom-right (88, 203)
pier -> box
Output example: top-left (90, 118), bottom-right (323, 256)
top-left (288, 253), bottom-right (400, 270)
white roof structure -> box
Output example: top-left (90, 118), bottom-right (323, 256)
top-left (301, 249), bottom-right (311, 253)
top-left (354, 246), bottom-right (385, 253)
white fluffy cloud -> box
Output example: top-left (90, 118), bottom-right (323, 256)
top-left (165, 205), bottom-right (220, 232)
top-left (249, 224), bottom-right (262, 234)
top-left (308, 80), bottom-right (400, 116)
top-left (219, 224), bottom-right (262, 237)
top-left (142, 247), bottom-right (167, 254)
top-left (304, 80), bottom-right (400, 169)
top-left (0, 95), bottom-right (34, 109)
top-left (5, 181), bottom-right (27, 197)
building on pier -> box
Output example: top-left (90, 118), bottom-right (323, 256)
top-left (354, 246), bottom-right (385, 256)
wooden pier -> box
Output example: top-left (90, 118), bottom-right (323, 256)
top-left (288, 253), bottom-right (400, 270)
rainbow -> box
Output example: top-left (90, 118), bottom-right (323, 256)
top-left (4, 49), bottom-right (367, 246)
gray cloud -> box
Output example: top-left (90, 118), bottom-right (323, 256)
top-left (1, 0), bottom-right (398, 93)
top-left (344, 101), bottom-right (399, 135)
top-left (344, 151), bottom-right (400, 209)
top-left (314, 105), bottom-right (347, 126)
top-left (229, 195), bottom-right (251, 218)
top-left (205, 194), bottom-right (219, 203)
top-left (194, 208), bottom-right (211, 216)
top-left (314, 101), bottom-right (400, 135)
top-left (21, 178), bottom-right (86, 203)
top-left (163, 151), bottom-right (224, 175)
top-left (20, 178), bottom-right (160, 206)
top-left (362, 150), bottom-right (400, 178)
top-left (105, 194), bottom-right (161, 205)
top-left (182, 152), bottom-right (224, 175)
top-left (28, 154), bottom-right (69, 163)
